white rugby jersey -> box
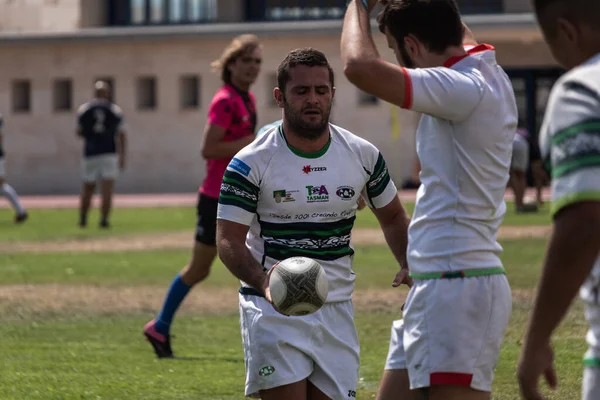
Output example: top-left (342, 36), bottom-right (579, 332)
top-left (401, 44), bottom-right (518, 275)
top-left (217, 124), bottom-right (398, 302)
top-left (539, 53), bottom-right (600, 306)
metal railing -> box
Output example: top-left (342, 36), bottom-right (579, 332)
top-left (245, 0), bottom-right (504, 21)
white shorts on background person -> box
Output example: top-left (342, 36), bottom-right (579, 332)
top-left (384, 273), bottom-right (512, 392)
top-left (511, 134), bottom-right (529, 172)
top-left (239, 293), bottom-right (360, 399)
top-left (81, 153), bottom-right (118, 183)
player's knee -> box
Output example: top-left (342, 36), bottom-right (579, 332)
top-left (428, 386), bottom-right (489, 400)
top-left (183, 258), bottom-right (211, 284)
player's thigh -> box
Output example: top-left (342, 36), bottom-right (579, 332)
top-left (377, 369), bottom-right (422, 400)
top-left (260, 380), bottom-right (308, 400)
top-left (428, 385), bottom-right (490, 400)
top-left (239, 294), bottom-right (313, 398)
top-left (309, 301), bottom-right (360, 400)
top-left (403, 275), bottom-right (512, 392)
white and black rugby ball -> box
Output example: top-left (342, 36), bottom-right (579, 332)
top-left (269, 257), bottom-right (329, 316)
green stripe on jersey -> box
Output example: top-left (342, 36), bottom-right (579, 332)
top-left (222, 169), bottom-right (259, 194)
top-left (584, 357), bottom-right (600, 368)
top-left (551, 119), bottom-right (600, 145)
top-left (367, 153), bottom-right (391, 199)
top-left (553, 154), bottom-right (600, 179)
top-left (219, 170), bottom-right (259, 213)
top-left (265, 245), bottom-right (355, 262)
top-left (259, 217), bottom-right (356, 261)
top-left (410, 267), bottom-right (505, 280)
top-left (259, 217), bottom-right (355, 238)
top-left (551, 191), bottom-right (600, 217)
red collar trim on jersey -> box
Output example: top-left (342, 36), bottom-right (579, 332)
top-left (443, 43), bottom-right (495, 68)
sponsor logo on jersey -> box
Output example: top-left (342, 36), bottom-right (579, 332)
top-left (302, 165), bottom-right (327, 174)
top-left (306, 185), bottom-right (329, 203)
top-left (258, 365), bottom-right (275, 377)
top-left (336, 186), bottom-right (355, 200)
top-left (228, 157), bottom-right (251, 177)
top-left (273, 189), bottom-right (298, 203)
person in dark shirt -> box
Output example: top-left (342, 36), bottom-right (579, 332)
top-left (0, 113), bottom-right (27, 223)
top-left (77, 81), bottom-right (126, 228)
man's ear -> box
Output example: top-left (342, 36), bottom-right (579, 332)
top-left (273, 87), bottom-right (285, 109)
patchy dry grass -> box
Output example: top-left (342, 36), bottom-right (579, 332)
top-left (0, 283), bottom-right (536, 321)
top-left (0, 225), bottom-right (551, 254)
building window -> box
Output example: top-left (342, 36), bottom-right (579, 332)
top-left (131, 0), bottom-right (146, 24)
top-left (94, 77), bottom-right (115, 102)
top-left (110, 0), bottom-right (218, 25)
top-left (137, 76), bottom-right (157, 110)
top-left (170, 0), bottom-right (185, 22)
top-left (180, 75), bottom-right (200, 109)
top-left (53, 79), bottom-right (72, 111)
top-left (12, 80), bottom-right (31, 113)
top-left (358, 90), bottom-right (379, 106)
top-left (150, 0), bottom-right (165, 23)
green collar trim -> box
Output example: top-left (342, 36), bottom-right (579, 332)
top-left (278, 125), bottom-right (331, 159)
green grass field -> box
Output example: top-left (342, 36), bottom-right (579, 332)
top-left (0, 202), bottom-right (586, 400)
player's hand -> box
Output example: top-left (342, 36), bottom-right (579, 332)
top-left (517, 340), bottom-right (557, 400)
top-left (262, 264), bottom-right (290, 317)
top-left (392, 267), bottom-right (413, 288)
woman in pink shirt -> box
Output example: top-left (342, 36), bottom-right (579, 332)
top-left (144, 34), bottom-right (262, 358)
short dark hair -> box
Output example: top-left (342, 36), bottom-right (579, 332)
top-left (277, 48), bottom-right (335, 94)
top-left (377, 0), bottom-right (464, 54)
top-left (534, 0), bottom-right (600, 36)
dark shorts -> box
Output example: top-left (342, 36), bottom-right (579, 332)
top-left (195, 194), bottom-right (218, 246)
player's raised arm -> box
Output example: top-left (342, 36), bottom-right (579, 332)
top-left (341, 0), bottom-right (410, 109)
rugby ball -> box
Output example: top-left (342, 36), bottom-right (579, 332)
top-left (269, 257), bottom-right (329, 316)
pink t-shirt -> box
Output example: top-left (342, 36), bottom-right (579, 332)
top-left (199, 84), bottom-right (257, 198)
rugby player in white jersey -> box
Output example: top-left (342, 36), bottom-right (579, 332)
top-left (341, 1), bottom-right (518, 399)
top-left (517, 1), bottom-right (600, 399)
top-left (216, 47), bottom-right (412, 400)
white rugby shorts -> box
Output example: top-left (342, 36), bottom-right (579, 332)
top-left (511, 135), bottom-right (529, 172)
top-left (583, 303), bottom-right (600, 400)
top-left (238, 293), bottom-right (359, 399)
top-left (81, 154), bottom-right (119, 183)
top-left (384, 272), bottom-right (512, 392)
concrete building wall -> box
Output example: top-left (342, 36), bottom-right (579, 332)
top-left (0, 0), bottom-right (82, 32)
top-left (504, 0), bottom-right (533, 13)
top-left (0, 22), bottom-right (557, 195)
